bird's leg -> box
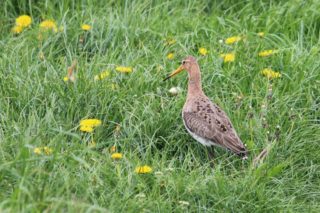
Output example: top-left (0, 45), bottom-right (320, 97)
top-left (207, 146), bottom-right (215, 167)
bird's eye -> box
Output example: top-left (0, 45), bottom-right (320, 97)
top-left (182, 60), bottom-right (186, 65)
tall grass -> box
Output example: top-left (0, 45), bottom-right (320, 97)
top-left (1, 0), bottom-right (319, 212)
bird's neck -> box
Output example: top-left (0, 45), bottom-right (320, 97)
top-left (187, 65), bottom-right (204, 97)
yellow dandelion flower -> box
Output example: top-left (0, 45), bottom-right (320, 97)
top-left (80, 119), bottom-right (102, 127)
top-left (116, 66), bottom-right (133, 73)
top-left (258, 32), bottom-right (265, 37)
top-left (135, 165), bottom-right (152, 174)
top-left (165, 38), bottom-right (176, 45)
top-left (39, 20), bottom-right (58, 32)
top-left (43, 146), bottom-right (53, 155)
top-left (33, 147), bottom-right (42, 155)
top-left (63, 76), bottom-right (69, 82)
top-left (16, 15), bottom-right (32, 28)
top-left (167, 53), bottom-right (174, 60)
top-left (80, 125), bottom-right (94, 133)
top-left (225, 36), bottom-right (242, 44)
top-left (220, 53), bottom-right (235, 63)
top-left (199, 47), bottom-right (208, 56)
top-left (110, 145), bottom-right (116, 153)
top-left (261, 68), bottom-right (281, 79)
top-left (111, 153), bottom-right (123, 160)
top-left (11, 25), bottom-right (23, 34)
top-left (258, 49), bottom-right (277, 57)
top-left (79, 119), bottom-right (101, 133)
top-left (94, 70), bottom-right (110, 81)
top-left (81, 24), bottom-right (91, 31)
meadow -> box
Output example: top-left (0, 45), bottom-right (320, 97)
top-left (0, 0), bottom-right (320, 212)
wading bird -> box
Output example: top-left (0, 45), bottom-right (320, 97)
top-left (164, 56), bottom-right (248, 160)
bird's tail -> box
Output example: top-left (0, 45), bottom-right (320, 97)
top-left (223, 136), bottom-right (248, 159)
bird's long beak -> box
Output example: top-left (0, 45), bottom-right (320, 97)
top-left (163, 65), bottom-right (185, 81)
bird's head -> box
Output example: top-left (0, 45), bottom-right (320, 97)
top-left (164, 56), bottom-right (198, 81)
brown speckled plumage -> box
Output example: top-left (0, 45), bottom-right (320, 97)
top-left (166, 56), bottom-right (248, 158)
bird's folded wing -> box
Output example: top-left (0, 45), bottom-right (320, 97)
top-left (183, 109), bottom-right (247, 156)
top-left (183, 112), bottom-right (217, 141)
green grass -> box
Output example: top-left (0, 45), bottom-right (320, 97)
top-left (1, 0), bottom-right (320, 212)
